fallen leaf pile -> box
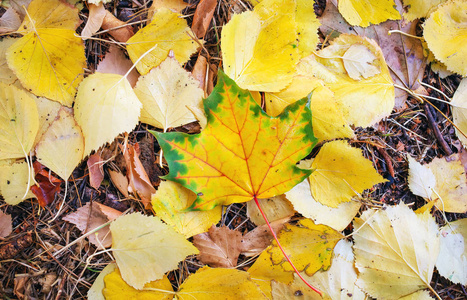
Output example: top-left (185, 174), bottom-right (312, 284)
top-left (0, 0), bottom-right (466, 299)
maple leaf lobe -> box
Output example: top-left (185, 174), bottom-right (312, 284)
top-left (153, 71), bottom-right (317, 211)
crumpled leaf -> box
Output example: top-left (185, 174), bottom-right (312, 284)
top-left (193, 225), bottom-right (242, 268)
top-left (74, 73), bottom-right (142, 157)
top-left (268, 218), bottom-right (343, 276)
top-left (338, 0), bottom-right (401, 27)
top-left (101, 10), bottom-right (134, 42)
top-left (306, 34), bottom-right (395, 127)
top-left (285, 177), bottom-right (361, 231)
top-left (176, 266), bottom-right (267, 299)
top-left (451, 78), bottom-right (467, 147)
top-left (126, 8), bottom-right (200, 75)
top-left (96, 45), bottom-right (139, 88)
top-left (134, 57), bottom-right (204, 131)
top-left (353, 203), bottom-right (440, 299)
top-left (63, 202), bottom-right (122, 249)
top-left (87, 263), bottom-right (117, 300)
top-left (152, 181), bottom-right (221, 238)
top-left (403, 0), bottom-right (445, 21)
top-left (307, 140), bottom-right (387, 208)
top-left (6, 0), bottom-right (85, 105)
top-left (423, 0), bottom-right (467, 76)
top-left (81, 3), bottom-right (106, 39)
top-left (408, 155), bottom-right (437, 199)
top-left (342, 44), bottom-right (381, 80)
top-left (0, 211), bottom-right (13, 238)
top-left (152, 71), bottom-right (316, 210)
top-left (109, 213), bottom-right (198, 289)
top-left (0, 82), bottom-right (39, 160)
top-left (30, 161), bottom-right (61, 207)
top-left (192, 0), bottom-right (217, 38)
top-left (103, 268), bottom-right (173, 300)
top-left (35, 108), bottom-right (84, 180)
top-left (221, 0), bottom-right (298, 92)
top-left (436, 218), bottom-right (467, 285)
top-left (247, 195), bottom-right (295, 226)
top-left (0, 38), bottom-right (18, 84)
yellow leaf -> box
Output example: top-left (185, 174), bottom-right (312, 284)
top-left (176, 266), bottom-right (267, 299)
top-left (87, 263), bottom-right (117, 300)
top-left (35, 108), bottom-right (84, 180)
top-left (408, 155), bottom-right (437, 200)
top-left (134, 57), bottom-right (204, 131)
top-left (103, 268), bottom-right (173, 300)
top-left (285, 178), bottom-right (361, 231)
top-left (110, 213), bottom-right (198, 289)
top-left (0, 82), bottom-right (39, 160)
top-left (271, 277), bottom-right (329, 299)
top-left (306, 34), bottom-right (395, 127)
top-left (0, 37), bottom-right (17, 84)
top-left (248, 249), bottom-right (294, 298)
top-left (151, 181), bottom-right (222, 238)
top-left (423, 0), bottom-right (467, 75)
top-left (436, 218), bottom-right (467, 285)
top-left (18, 0), bottom-right (79, 32)
top-left (296, 0), bottom-right (320, 57)
top-left (222, 0), bottom-right (299, 92)
top-left (399, 290), bottom-right (434, 300)
top-left (451, 78), bottom-right (467, 147)
top-left (353, 203), bottom-right (440, 298)
top-left (308, 240), bottom-right (366, 299)
top-left (33, 96), bottom-right (62, 146)
top-left (74, 73), bottom-right (142, 156)
top-left (247, 195), bottom-right (295, 226)
top-left (309, 140), bottom-right (387, 208)
top-left (342, 44), bottom-right (381, 80)
top-left (148, 0), bottom-right (189, 18)
top-left (6, 29), bottom-right (85, 105)
top-left (0, 160), bottom-right (36, 205)
top-left (338, 0), bottom-right (400, 27)
top-left (403, 0), bottom-right (446, 22)
top-left (268, 218), bottom-right (343, 276)
top-left (126, 8), bottom-right (200, 75)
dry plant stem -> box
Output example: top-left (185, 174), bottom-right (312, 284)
top-left (253, 195), bottom-right (323, 296)
top-left (423, 103), bottom-right (453, 156)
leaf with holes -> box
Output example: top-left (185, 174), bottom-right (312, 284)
top-left (151, 71), bottom-right (317, 211)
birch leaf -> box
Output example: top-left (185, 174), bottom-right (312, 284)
top-left (451, 77), bottom-right (467, 147)
top-left (0, 160), bottom-right (36, 205)
top-left (0, 37), bottom-right (18, 84)
top-left (403, 0), bottom-right (446, 21)
top-left (408, 155), bottom-right (437, 200)
top-left (338, 0), bottom-right (401, 27)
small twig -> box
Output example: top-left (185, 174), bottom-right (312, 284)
top-left (376, 147), bottom-right (395, 178)
top-left (423, 103), bottom-right (453, 156)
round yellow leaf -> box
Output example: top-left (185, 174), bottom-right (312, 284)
top-left (6, 29), bottom-right (86, 105)
top-left (423, 0), bottom-right (467, 75)
top-left (0, 82), bottom-right (39, 160)
top-left (88, 263), bottom-right (117, 300)
top-left (126, 8), bottom-right (200, 75)
top-left (110, 213), bottom-right (198, 289)
top-left (35, 108), bottom-right (84, 180)
top-left (74, 73), bottom-right (142, 156)
top-left (18, 0), bottom-right (79, 32)
top-left (338, 0), bottom-right (401, 27)
top-left (134, 58), bottom-right (204, 131)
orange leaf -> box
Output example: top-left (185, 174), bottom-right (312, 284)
top-left (30, 161), bottom-right (62, 207)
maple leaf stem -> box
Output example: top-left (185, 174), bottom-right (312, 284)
top-left (253, 195), bottom-right (323, 296)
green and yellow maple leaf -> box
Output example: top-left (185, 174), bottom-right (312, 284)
top-left (152, 71), bottom-right (317, 210)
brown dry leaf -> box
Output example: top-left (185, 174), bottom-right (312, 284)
top-left (193, 225), bottom-right (242, 268)
top-left (108, 169), bottom-right (129, 197)
top-left (96, 45), bottom-right (139, 87)
top-left (192, 0), bottom-right (217, 38)
top-left (120, 142), bottom-right (156, 207)
top-left (87, 153), bottom-right (104, 190)
top-left (81, 3), bottom-right (106, 39)
top-left (101, 10), bottom-right (134, 42)
top-left (9, 0), bottom-right (32, 20)
top-left (240, 217), bottom-right (289, 257)
top-left (0, 211), bottom-right (13, 238)
top-left (192, 54), bottom-right (208, 91)
top-left (62, 202), bottom-right (122, 249)
top-left (0, 8), bottom-right (21, 34)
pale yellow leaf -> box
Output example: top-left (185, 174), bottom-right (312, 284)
top-left (338, 0), bottom-right (401, 27)
top-left (308, 240), bottom-right (366, 300)
top-left (436, 218), bottom-right (467, 285)
top-left (148, 0), bottom-right (190, 18)
top-left (18, 0), bottom-right (79, 31)
top-left (309, 140), bottom-right (387, 208)
top-left (176, 266), bottom-right (267, 299)
top-left (0, 82), bottom-right (39, 160)
top-left (451, 78), bottom-right (467, 147)
top-left (82, 3), bottom-right (106, 39)
top-left (403, 0), bottom-right (446, 21)
top-left (285, 177), bottom-right (361, 231)
top-left (247, 195), bottom-right (295, 226)
top-left (353, 203), bottom-right (440, 298)
top-left (0, 37), bottom-right (18, 84)
top-left (268, 218), bottom-right (343, 276)
top-left (222, 0), bottom-right (298, 92)
top-left (271, 278), bottom-right (328, 300)
top-left (408, 155), bottom-right (437, 200)
top-left (399, 290), bottom-right (434, 300)
top-left (33, 97), bottom-right (61, 146)
top-left (0, 160), bottom-right (36, 205)
top-left (152, 181), bottom-right (221, 238)
top-left (74, 73), bottom-right (142, 156)
top-left (134, 57), bottom-right (204, 130)
top-left (126, 8), bottom-right (200, 75)
top-left (305, 34), bottom-right (395, 127)
top-left (423, 0), bottom-right (467, 76)
top-left (87, 263), bottom-right (117, 300)
top-left (342, 44), bottom-right (381, 80)
top-left (35, 108), bottom-right (84, 180)
top-left (110, 213), bottom-right (198, 289)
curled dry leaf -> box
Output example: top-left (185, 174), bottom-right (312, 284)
top-left (81, 3), bottom-right (106, 39)
top-left (193, 225), bottom-right (242, 268)
top-left (0, 211), bottom-right (13, 238)
top-left (108, 169), bottom-right (129, 197)
top-left (63, 202), bottom-right (122, 249)
top-left (240, 217), bottom-right (289, 257)
top-left (87, 153), bottom-right (105, 190)
top-left (30, 161), bottom-right (62, 207)
top-left (192, 0), bottom-right (217, 38)
top-left (96, 45), bottom-right (139, 88)
top-left (101, 10), bottom-right (134, 42)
